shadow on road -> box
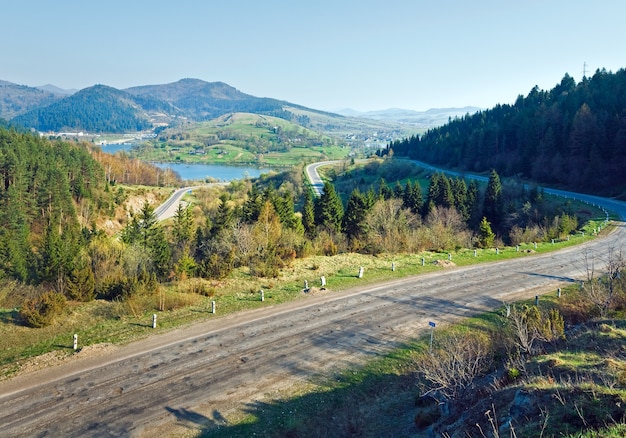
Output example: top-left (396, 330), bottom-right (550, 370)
top-left (519, 271), bottom-right (578, 283)
top-left (165, 406), bottom-right (213, 429)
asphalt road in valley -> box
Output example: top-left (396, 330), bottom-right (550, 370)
top-left (1, 164), bottom-right (625, 437)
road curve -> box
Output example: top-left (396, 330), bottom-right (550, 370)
top-left (305, 160), bottom-right (338, 196)
top-left (1, 166), bottom-right (625, 437)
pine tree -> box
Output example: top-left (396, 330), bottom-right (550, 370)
top-left (477, 216), bottom-right (495, 248)
top-left (314, 182), bottom-right (344, 234)
top-left (302, 188), bottom-right (316, 237)
top-left (343, 188), bottom-right (370, 239)
top-left (402, 179), bottom-right (423, 214)
top-left (484, 169), bottom-right (503, 228)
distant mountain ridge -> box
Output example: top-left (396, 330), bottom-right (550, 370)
top-left (0, 80), bottom-right (61, 120)
top-left (0, 78), bottom-right (474, 135)
top-left (2, 78), bottom-right (320, 133)
top-left (336, 106), bottom-right (482, 126)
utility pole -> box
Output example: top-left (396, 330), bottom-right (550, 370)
top-left (582, 61), bottom-right (588, 79)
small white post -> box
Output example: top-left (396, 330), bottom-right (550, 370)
top-left (421, 257), bottom-right (425, 266)
top-left (391, 262), bottom-right (395, 272)
top-left (535, 295), bottom-right (539, 306)
top-left (557, 288), bottom-right (561, 298)
top-left (551, 239), bottom-right (555, 244)
top-left (428, 321), bottom-right (436, 353)
top-left (152, 314), bottom-right (157, 329)
top-left (516, 245), bottom-right (519, 252)
top-left (448, 253), bottom-right (452, 261)
top-left (474, 249), bottom-right (477, 257)
top-left (73, 334), bottom-right (78, 351)
top-left (496, 248), bottom-right (499, 255)
top-left (534, 242), bottom-right (537, 249)
top-left (505, 304), bottom-right (511, 317)
top-left (358, 267), bottom-right (364, 278)
top-left (211, 300), bottom-right (216, 314)
top-left (304, 279), bottom-right (309, 290)
top-left (320, 276), bottom-right (326, 288)
top-left (260, 290), bottom-right (264, 302)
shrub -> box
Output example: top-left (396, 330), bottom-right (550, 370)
top-left (19, 291), bottom-right (66, 328)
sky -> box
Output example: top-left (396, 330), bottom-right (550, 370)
top-left (2, 0), bottom-right (625, 112)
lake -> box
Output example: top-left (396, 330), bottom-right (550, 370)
top-left (100, 144), bottom-right (269, 181)
top-left (152, 162), bottom-right (271, 181)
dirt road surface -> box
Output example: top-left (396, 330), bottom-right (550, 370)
top-left (1, 185), bottom-right (625, 436)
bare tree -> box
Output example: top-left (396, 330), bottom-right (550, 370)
top-left (580, 246), bottom-right (625, 317)
top-left (507, 304), bottom-right (565, 357)
top-left (415, 331), bottom-right (492, 404)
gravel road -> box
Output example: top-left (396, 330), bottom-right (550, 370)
top-left (1, 172), bottom-right (625, 437)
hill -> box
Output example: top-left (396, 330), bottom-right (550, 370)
top-left (124, 78), bottom-right (288, 120)
top-left (387, 68), bottom-right (626, 197)
top-left (12, 85), bottom-right (154, 133)
top-left (0, 80), bottom-right (61, 120)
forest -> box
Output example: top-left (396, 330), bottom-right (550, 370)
top-left (385, 68), bottom-right (626, 196)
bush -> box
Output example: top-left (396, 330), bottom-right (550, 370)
top-left (19, 291), bottom-right (66, 328)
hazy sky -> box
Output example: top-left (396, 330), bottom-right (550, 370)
top-left (3, 1), bottom-right (625, 112)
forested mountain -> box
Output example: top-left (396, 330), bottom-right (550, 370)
top-left (5, 78), bottom-right (335, 133)
top-left (387, 68), bottom-right (626, 196)
top-left (0, 127), bottom-right (107, 285)
top-left (11, 85), bottom-right (154, 133)
top-left (0, 80), bottom-right (61, 120)
top-left (125, 78), bottom-right (288, 120)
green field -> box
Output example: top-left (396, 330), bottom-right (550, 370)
top-left (131, 113), bottom-right (354, 167)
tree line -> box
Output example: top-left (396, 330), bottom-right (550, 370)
top-left (384, 68), bottom-right (626, 195)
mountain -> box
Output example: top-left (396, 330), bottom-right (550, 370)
top-left (7, 79), bottom-right (313, 133)
top-left (4, 78), bottom-right (442, 139)
top-left (335, 106), bottom-right (481, 126)
top-left (124, 78), bottom-right (287, 120)
top-left (0, 80), bottom-right (61, 120)
top-left (12, 85), bottom-right (153, 133)
top-left (36, 84), bottom-right (78, 95)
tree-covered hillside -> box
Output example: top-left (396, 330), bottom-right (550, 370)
top-left (387, 68), bottom-right (626, 196)
top-left (0, 80), bottom-right (61, 120)
top-left (0, 127), bottom-right (106, 284)
top-left (125, 78), bottom-right (286, 121)
top-left (12, 85), bottom-right (152, 133)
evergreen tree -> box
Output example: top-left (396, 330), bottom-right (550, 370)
top-left (466, 179), bottom-right (482, 228)
top-left (378, 178), bottom-right (393, 200)
top-left (314, 182), bottom-right (344, 234)
top-left (302, 188), bottom-right (316, 237)
top-left (343, 188), bottom-right (370, 240)
top-left (484, 169), bottom-right (503, 229)
top-left (451, 178), bottom-right (469, 221)
top-left (402, 179), bottom-right (423, 214)
top-left (477, 216), bottom-right (496, 248)
top-left (393, 181), bottom-right (404, 199)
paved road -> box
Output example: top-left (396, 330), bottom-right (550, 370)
top-left (305, 160), bottom-right (337, 196)
top-left (1, 166), bottom-right (625, 437)
top-left (154, 187), bottom-right (198, 221)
